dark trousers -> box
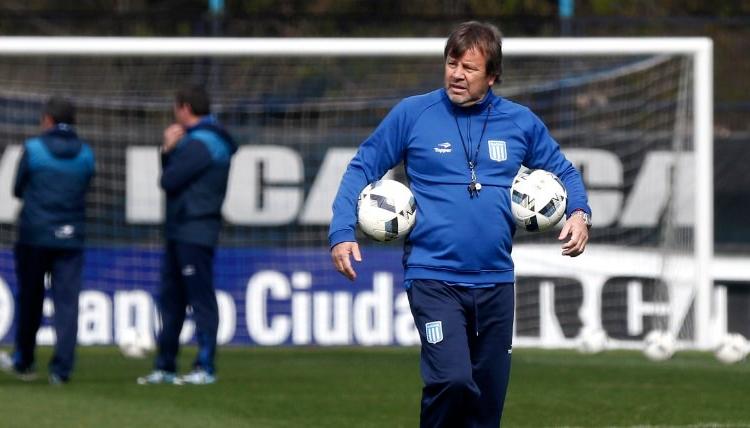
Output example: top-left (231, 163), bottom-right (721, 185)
top-left (407, 280), bottom-right (515, 428)
top-left (13, 244), bottom-right (83, 380)
top-left (155, 240), bottom-right (218, 374)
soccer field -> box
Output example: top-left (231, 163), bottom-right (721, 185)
top-left (0, 347), bottom-right (748, 427)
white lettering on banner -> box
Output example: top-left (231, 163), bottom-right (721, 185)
top-left (126, 147), bottom-right (163, 223)
top-left (216, 290), bottom-right (236, 345)
top-left (246, 270), bottom-right (292, 345)
top-left (0, 146), bottom-right (697, 226)
top-left (0, 276), bottom-right (13, 341)
top-left (627, 280), bottom-right (670, 336)
top-left (0, 145), bottom-right (22, 222)
top-left (0, 145), bottom-right (698, 227)
top-left (353, 272), bottom-right (393, 346)
top-left (78, 291), bottom-right (112, 345)
top-left (223, 146), bottom-right (303, 225)
top-left (313, 292), bottom-right (352, 345)
top-left (292, 290), bottom-right (312, 344)
top-left (291, 272), bottom-right (312, 344)
top-left (563, 148), bottom-right (623, 227)
top-left (299, 148), bottom-right (357, 225)
top-left (243, 270), bottom-right (413, 345)
top-left (626, 278), bottom-right (697, 338)
top-left (620, 152), bottom-right (694, 226)
top-left (565, 149), bottom-right (694, 227)
top-left (114, 290), bottom-right (156, 349)
top-left (539, 281), bottom-right (566, 344)
top-left (0, 285), bottom-right (238, 347)
top-left (0, 263), bottom-right (744, 348)
top-left (511, 245), bottom-right (738, 349)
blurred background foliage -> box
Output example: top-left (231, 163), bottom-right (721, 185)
top-left (0, 0), bottom-right (748, 247)
top-left (0, 1), bottom-right (746, 127)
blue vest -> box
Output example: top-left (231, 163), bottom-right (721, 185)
top-left (15, 125), bottom-right (95, 248)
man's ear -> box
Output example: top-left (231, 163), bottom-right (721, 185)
top-left (41, 114), bottom-right (55, 129)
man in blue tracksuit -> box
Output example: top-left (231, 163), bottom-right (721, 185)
top-left (0, 97), bottom-right (95, 385)
top-left (137, 86), bottom-right (236, 385)
top-left (330, 22), bottom-right (591, 427)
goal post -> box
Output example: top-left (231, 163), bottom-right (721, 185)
top-left (0, 36), bottom-right (715, 350)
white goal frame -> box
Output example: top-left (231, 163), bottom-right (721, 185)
top-left (0, 36), bottom-right (714, 349)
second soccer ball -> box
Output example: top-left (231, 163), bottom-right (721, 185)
top-left (511, 169), bottom-right (567, 232)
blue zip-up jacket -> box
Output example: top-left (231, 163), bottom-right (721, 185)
top-left (329, 89), bottom-right (591, 285)
top-left (14, 124), bottom-right (95, 249)
top-left (161, 116), bottom-right (237, 248)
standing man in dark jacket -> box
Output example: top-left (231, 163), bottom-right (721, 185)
top-left (0, 97), bottom-right (95, 385)
top-left (138, 85), bottom-right (237, 385)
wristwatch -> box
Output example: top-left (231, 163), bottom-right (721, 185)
top-left (570, 210), bottom-right (592, 229)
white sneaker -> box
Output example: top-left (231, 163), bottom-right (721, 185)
top-left (178, 369), bottom-right (216, 385)
top-left (137, 370), bottom-right (182, 385)
top-left (48, 373), bottom-right (69, 386)
top-left (0, 351), bottom-right (13, 371)
top-left (0, 351), bottom-right (36, 381)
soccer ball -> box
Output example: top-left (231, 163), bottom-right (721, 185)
top-left (714, 333), bottom-right (749, 364)
top-left (357, 179), bottom-right (417, 242)
top-left (577, 326), bottom-right (608, 354)
top-left (643, 330), bottom-right (676, 361)
top-left (118, 328), bottom-right (154, 359)
top-left (511, 169), bottom-right (567, 232)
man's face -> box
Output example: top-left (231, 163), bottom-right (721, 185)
top-left (444, 47), bottom-right (496, 107)
top-left (173, 102), bottom-right (191, 126)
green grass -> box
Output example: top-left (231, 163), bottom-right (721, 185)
top-left (0, 347), bottom-right (748, 427)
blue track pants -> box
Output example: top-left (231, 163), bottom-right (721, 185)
top-left (155, 240), bottom-right (218, 374)
top-left (407, 279), bottom-right (515, 428)
top-left (13, 244), bottom-right (82, 380)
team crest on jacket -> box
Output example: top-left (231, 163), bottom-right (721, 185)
top-left (425, 321), bottom-right (444, 344)
top-left (488, 140), bottom-right (507, 161)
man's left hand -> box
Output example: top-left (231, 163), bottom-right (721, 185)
top-left (558, 213), bottom-right (589, 257)
top-left (162, 123), bottom-right (185, 154)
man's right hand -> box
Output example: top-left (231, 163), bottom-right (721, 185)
top-left (331, 241), bottom-right (362, 281)
top-left (162, 123), bottom-right (185, 153)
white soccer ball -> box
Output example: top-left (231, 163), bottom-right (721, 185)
top-left (118, 328), bottom-right (154, 359)
top-left (510, 169), bottom-right (567, 232)
top-left (643, 330), bottom-right (676, 361)
top-left (357, 179), bottom-right (417, 242)
top-left (577, 326), bottom-right (608, 354)
top-left (714, 333), bottom-right (749, 364)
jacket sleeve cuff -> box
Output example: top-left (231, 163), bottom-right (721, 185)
top-left (566, 206), bottom-right (591, 217)
top-left (329, 229), bottom-right (357, 249)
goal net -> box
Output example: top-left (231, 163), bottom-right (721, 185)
top-left (0, 37), bottom-right (713, 350)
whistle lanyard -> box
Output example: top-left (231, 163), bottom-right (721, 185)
top-left (454, 105), bottom-right (491, 198)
